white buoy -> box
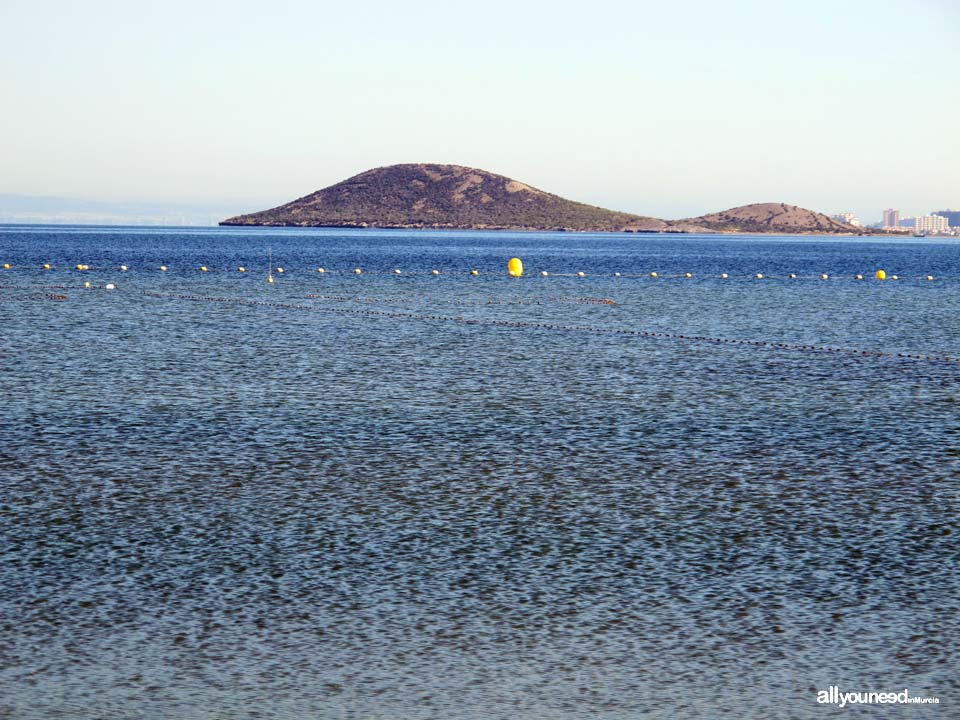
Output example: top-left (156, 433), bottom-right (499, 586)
top-left (855, 274), bottom-right (863, 280)
top-left (394, 268), bottom-right (402, 274)
top-left (926, 275), bottom-right (934, 281)
top-left (317, 267), bottom-right (325, 273)
top-left (613, 272), bottom-right (621, 277)
top-left (120, 265), bottom-right (128, 271)
top-left (540, 271), bottom-right (549, 277)
top-left (650, 272), bottom-right (658, 278)
top-left (105, 283), bottom-right (116, 290)
top-left (432, 269), bottom-right (440, 275)
top-left (820, 273), bottom-right (829, 280)
top-left (354, 268), bottom-right (362, 274)
top-left (577, 271), bottom-right (585, 277)
top-left (788, 273), bottom-right (796, 279)
top-left (470, 269), bottom-right (479, 276)
top-left (160, 265), bottom-right (168, 272)
top-left (238, 266), bottom-right (246, 273)
top-left (276, 267), bottom-right (284, 274)
top-left (720, 273), bottom-right (728, 279)
top-left (755, 273), bottom-right (763, 279)
top-left (685, 272), bottom-right (692, 278)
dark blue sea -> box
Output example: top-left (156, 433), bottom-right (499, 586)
top-left (1, 225), bottom-right (958, 719)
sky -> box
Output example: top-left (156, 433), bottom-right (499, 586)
top-left (1, 0), bottom-right (957, 224)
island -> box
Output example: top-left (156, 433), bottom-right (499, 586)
top-left (221, 164), bottom-right (859, 235)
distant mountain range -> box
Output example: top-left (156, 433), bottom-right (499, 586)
top-left (221, 164), bottom-right (860, 234)
top-left (0, 193), bottom-right (249, 226)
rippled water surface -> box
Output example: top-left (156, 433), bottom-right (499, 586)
top-left (2, 226), bottom-right (959, 718)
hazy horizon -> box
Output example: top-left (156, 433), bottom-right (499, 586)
top-left (2, 0), bottom-right (957, 226)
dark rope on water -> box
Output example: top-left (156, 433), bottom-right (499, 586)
top-left (141, 291), bottom-right (959, 367)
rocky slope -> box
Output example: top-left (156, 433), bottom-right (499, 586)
top-left (221, 164), bottom-right (667, 232)
top-left (685, 203), bottom-right (859, 233)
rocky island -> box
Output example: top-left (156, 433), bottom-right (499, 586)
top-left (683, 203), bottom-right (858, 234)
top-left (221, 164), bottom-right (859, 235)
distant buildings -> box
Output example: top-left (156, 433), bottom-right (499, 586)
top-left (882, 208), bottom-right (900, 229)
top-left (914, 214), bottom-right (950, 234)
top-left (831, 212), bottom-right (861, 227)
top-left (874, 207), bottom-right (955, 235)
top-left (934, 209), bottom-right (960, 227)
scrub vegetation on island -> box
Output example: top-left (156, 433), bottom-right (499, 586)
top-left (221, 163), bottom-right (860, 235)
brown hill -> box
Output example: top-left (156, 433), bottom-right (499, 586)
top-left (686, 203), bottom-right (858, 233)
top-left (221, 164), bottom-right (667, 232)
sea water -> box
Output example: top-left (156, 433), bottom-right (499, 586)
top-left (1, 226), bottom-right (958, 719)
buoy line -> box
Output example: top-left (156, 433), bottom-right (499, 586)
top-left (304, 293), bottom-right (617, 306)
top-left (142, 291), bottom-right (959, 367)
top-left (0, 283), bottom-right (79, 290)
top-left (0, 265), bottom-right (949, 282)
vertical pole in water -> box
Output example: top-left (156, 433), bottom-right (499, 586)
top-left (267, 247), bottom-right (274, 284)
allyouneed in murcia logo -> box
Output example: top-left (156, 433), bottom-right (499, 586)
top-left (817, 686), bottom-right (940, 707)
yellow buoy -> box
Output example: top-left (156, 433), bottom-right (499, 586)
top-left (650, 272), bottom-right (658, 278)
top-left (76, 264), bottom-right (84, 271)
top-left (2, 263), bottom-right (9, 269)
top-left (267, 275), bottom-right (274, 284)
top-left (238, 266), bottom-right (246, 273)
top-left (875, 269), bottom-right (886, 280)
top-left (42, 263), bottom-right (51, 270)
top-left (354, 268), bottom-right (362, 274)
top-left (317, 267), bottom-right (325, 274)
top-left (84, 281), bottom-right (90, 288)
top-left (507, 257), bottom-right (523, 277)
top-left (470, 269), bottom-right (479, 276)
top-left (200, 266), bottom-right (208, 272)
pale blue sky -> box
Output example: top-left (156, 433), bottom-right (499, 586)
top-left (1, 0), bottom-right (957, 223)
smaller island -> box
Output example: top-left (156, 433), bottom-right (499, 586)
top-left (683, 203), bottom-right (859, 234)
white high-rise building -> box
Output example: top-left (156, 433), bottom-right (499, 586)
top-left (883, 208), bottom-right (900, 228)
top-left (831, 212), bottom-right (861, 227)
top-left (914, 215), bottom-right (950, 233)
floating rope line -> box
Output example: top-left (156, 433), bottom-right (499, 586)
top-left (142, 291), bottom-right (959, 366)
top-left (0, 283), bottom-right (79, 290)
top-left (304, 294), bottom-right (617, 306)
top-left (0, 291), bottom-right (68, 301)
top-left (0, 264), bottom-right (951, 281)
